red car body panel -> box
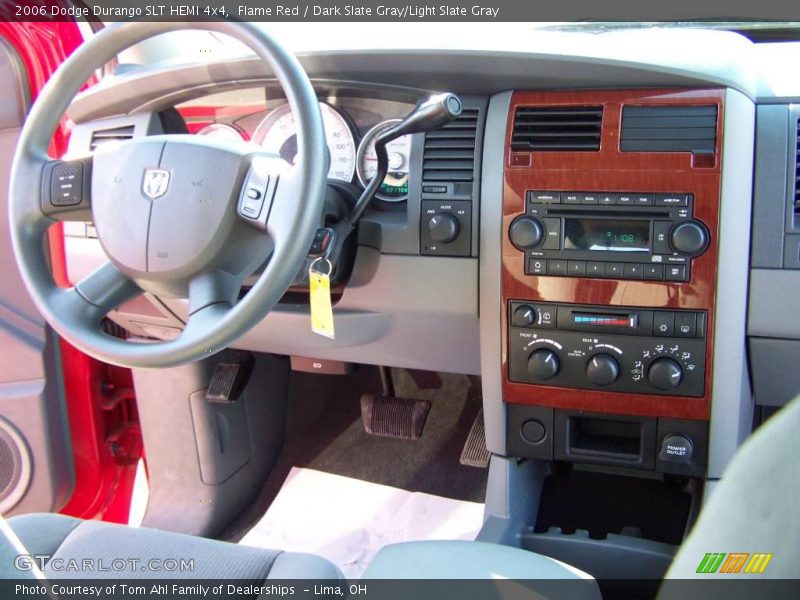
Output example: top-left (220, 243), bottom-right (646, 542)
top-left (0, 21), bottom-right (141, 522)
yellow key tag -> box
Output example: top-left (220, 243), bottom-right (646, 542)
top-left (309, 258), bottom-right (335, 339)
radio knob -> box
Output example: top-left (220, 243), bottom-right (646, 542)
top-left (647, 357), bottom-right (684, 391)
top-left (670, 221), bottom-right (709, 256)
top-left (428, 213), bottom-right (460, 244)
top-left (586, 353), bottom-right (620, 386)
top-left (512, 305), bottom-right (537, 327)
top-left (509, 216), bottom-right (544, 250)
top-left (527, 349), bottom-right (560, 381)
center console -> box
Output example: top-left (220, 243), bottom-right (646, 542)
top-left (501, 89), bottom-right (724, 477)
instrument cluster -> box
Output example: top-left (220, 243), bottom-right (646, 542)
top-left (185, 92), bottom-right (415, 203)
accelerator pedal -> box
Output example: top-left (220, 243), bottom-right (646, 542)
top-left (360, 394), bottom-right (431, 440)
top-left (460, 409), bottom-right (490, 468)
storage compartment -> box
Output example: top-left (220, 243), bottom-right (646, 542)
top-left (568, 417), bottom-right (642, 459)
top-left (555, 412), bottom-right (657, 470)
top-left (523, 465), bottom-right (696, 599)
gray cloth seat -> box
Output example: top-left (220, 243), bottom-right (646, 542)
top-left (364, 540), bottom-right (602, 598)
top-left (2, 514), bottom-right (343, 581)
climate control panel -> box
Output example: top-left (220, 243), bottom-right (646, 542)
top-left (508, 301), bottom-right (707, 397)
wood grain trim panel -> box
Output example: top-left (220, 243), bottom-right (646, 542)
top-left (502, 89), bottom-right (725, 421)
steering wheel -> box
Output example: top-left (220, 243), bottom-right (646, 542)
top-left (8, 22), bottom-right (328, 368)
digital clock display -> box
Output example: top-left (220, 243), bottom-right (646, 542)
top-left (564, 218), bottom-right (649, 252)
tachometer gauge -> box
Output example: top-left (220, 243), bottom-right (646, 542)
top-left (253, 102), bottom-right (356, 182)
top-left (356, 119), bottom-right (411, 202)
top-left (195, 123), bottom-right (246, 142)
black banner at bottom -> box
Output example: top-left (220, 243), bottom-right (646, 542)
top-left (2, 579), bottom-right (800, 600)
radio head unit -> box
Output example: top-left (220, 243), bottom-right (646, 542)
top-left (508, 191), bottom-right (710, 282)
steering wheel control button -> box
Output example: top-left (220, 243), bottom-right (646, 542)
top-left (659, 434), bottom-right (694, 465)
top-left (653, 312), bottom-right (674, 337)
top-left (512, 305), bottom-right (537, 328)
top-left (50, 162), bottom-right (84, 206)
top-left (586, 353), bottom-right (620, 386)
top-left (648, 357), bottom-right (684, 391)
top-left (527, 349), bottom-right (560, 380)
top-left (521, 420), bottom-right (547, 444)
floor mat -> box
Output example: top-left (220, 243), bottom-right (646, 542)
top-left (222, 366), bottom-right (487, 542)
top-left (239, 467), bottom-right (484, 578)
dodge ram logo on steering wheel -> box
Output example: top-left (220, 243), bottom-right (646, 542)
top-left (142, 169), bottom-right (170, 200)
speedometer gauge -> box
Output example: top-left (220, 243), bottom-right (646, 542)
top-left (356, 120), bottom-right (411, 202)
top-left (253, 103), bottom-right (356, 182)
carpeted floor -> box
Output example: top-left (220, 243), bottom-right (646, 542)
top-left (224, 365), bottom-right (487, 541)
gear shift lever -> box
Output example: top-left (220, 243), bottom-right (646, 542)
top-left (347, 93), bottom-right (462, 225)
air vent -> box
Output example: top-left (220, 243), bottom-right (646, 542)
top-left (423, 108), bottom-right (479, 182)
top-left (511, 106), bottom-right (602, 152)
top-left (620, 106), bottom-right (717, 154)
top-left (89, 125), bottom-right (135, 151)
top-left (794, 118), bottom-right (800, 219)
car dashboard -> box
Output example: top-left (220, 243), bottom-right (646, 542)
top-left (60, 24), bottom-right (800, 487)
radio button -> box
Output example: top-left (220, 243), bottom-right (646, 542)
top-left (510, 216), bottom-right (544, 250)
top-left (562, 192), bottom-right (581, 204)
top-left (643, 264), bottom-right (664, 280)
top-left (656, 193), bottom-right (689, 207)
top-left (542, 218), bottom-right (561, 250)
top-left (617, 194), bottom-right (634, 206)
top-left (653, 311), bottom-right (675, 337)
top-left (634, 194), bottom-right (654, 206)
top-left (605, 263), bottom-right (624, 278)
top-left (665, 264), bottom-right (688, 282)
top-left (567, 260), bottom-right (587, 276)
top-left (549, 259), bottom-right (567, 275)
top-left (528, 258), bottom-right (547, 275)
top-left (580, 193), bottom-right (599, 205)
top-left (529, 191), bottom-right (561, 204)
top-left (653, 221), bottom-right (674, 255)
top-left (586, 261), bottom-right (605, 276)
top-left (674, 312), bottom-right (697, 338)
top-left (599, 193), bottom-right (618, 206)
top-left (623, 263), bottom-right (644, 279)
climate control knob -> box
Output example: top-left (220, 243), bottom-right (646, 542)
top-left (670, 221), bottom-right (709, 256)
top-left (512, 305), bottom-right (537, 328)
top-left (647, 358), bottom-right (683, 391)
top-left (428, 213), bottom-right (460, 244)
top-left (509, 216), bottom-right (544, 250)
top-left (586, 353), bottom-right (620, 386)
top-left (527, 349), bottom-right (560, 381)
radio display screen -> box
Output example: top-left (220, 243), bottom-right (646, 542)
top-left (564, 218), bottom-right (649, 252)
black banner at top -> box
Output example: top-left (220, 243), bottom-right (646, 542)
top-left (2, 0), bottom-right (800, 22)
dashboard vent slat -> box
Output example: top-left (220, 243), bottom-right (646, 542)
top-left (620, 105), bottom-right (718, 154)
top-left (423, 108), bottom-right (479, 183)
top-left (89, 125), bottom-right (135, 151)
top-left (795, 118), bottom-right (800, 217)
top-left (511, 105), bottom-right (603, 152)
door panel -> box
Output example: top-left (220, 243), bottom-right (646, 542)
top-left (0, 34), bottom-right (74, 515)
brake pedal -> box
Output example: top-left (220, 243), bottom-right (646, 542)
top-left (460, 409), bottom-right (490, 468)
top-left (360, 394), bottom-right (430, 440)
